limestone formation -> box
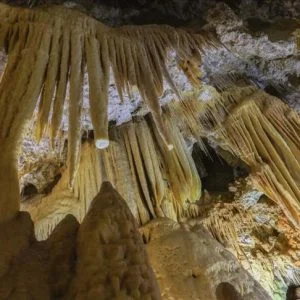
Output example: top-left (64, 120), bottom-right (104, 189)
top-left (167, 82), bottom-right (300, 227)
top-left (141, 218), bottom-right (271, 300)
top-left (0, 182), bottom-right (161, 300)
top-left (0, 1), bottom-right (299, 299)
top-left (22, 115), bottom-right (201, 237)
top-left (69, 182), bottom-right (161, 299)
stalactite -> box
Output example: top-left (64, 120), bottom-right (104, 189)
top-left (0, 3), bottom-right (215, 217)
top-left (255, 93), bottom-right (300, 161)
top-left (198, 202), bottom-right (254, 255)
top-left (122, 128), bottom-right (152, 225)
top-left (50, 28), bottom-right (70, 146)
top-left (0, 22), bottom-right (52, 222)
top-left (73, 142), bottom-right (102, 221)
top-left (86, 35), bottom-right (110, 149)
top-left (178, 53), bottom-right (202, 87)
top-left (167, 83), bottom-right (300, 227)
top-left (217, 100), bottom-right (300, 226)
top-left (64, 114), bottom-right (202, 226)
top-left (67, 31), bottom-right (84, 188)
top-left (35, 21), bottom-right (62, 141)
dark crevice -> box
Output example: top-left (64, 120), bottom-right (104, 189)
top-left (42, 173), bottom-right (62, 194)
top-left (21, 183), bottom-right (38, 200)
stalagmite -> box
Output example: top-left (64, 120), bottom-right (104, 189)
top-left (69, 182), bottom-right (161, 299)
top-left (1, 1), bottom-right (300, 299)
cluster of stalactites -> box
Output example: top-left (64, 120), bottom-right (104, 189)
top-left (219, 96), bottom-right (300, 227)
top-left (0, 3), bottom-right (218, 187)
top-left (191, 199), bottom-right (300, 298)
top-left (73, 114), bottom-right (202, 225)
top-left (167, 79), bottom-right (300, 227)
top-left (194, 202), bottom-right (254, 255)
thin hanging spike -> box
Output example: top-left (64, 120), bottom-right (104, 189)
top-left (128, 123), bottom-right (155, 217)
top-left (154, 39), bottom-right (182, 99)
top-left (0, 26), bottom-right (28, 122)
top-left (130, 43), bottom-right (144, 94)
top-left (161, 61), bottom-right (182, 100)
top-left (135, 43), bottom-right (174, 149)
top-left (35, 21), bottom-right (62, 141)
top-left (121, 41), bottom-right (135, 98)
top-left (50, 28), bottom-right (70, 146)
top-left (123, 127), bottom-right (150, 224)
top-left (123, 39), bottom-right (137, 86)
top-left (152, 112), bottom-right (174, 150)
top-left (136, 119), bottom-right (166, 210)
top-left (86, 34), bottom-right (110, 149)
top-left (99, 34), bottom-right (110, 138)
top-left (136, 120), bottom-right (157, 198)
top-left (108, 36), bottom-right (124, 102)
top-left (99, 35), bottom-right (110, 80)
top-left (116, 37), bottom-right (127, 89)
top-left (0, 23), bottom-right (30, 94)
top-left (7, 24), bottom-right (19, 54)
top-left (144, 36), bottom-right (164, 96)
top-left (2, 26), bottom-right (52, 140)
top-left (68, 31), bottom-right (84, 188)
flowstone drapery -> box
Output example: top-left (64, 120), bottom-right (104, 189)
top-left (22, 114), bottom-right (201, 237)
top-left (76, 115), bottom-right (201, 225)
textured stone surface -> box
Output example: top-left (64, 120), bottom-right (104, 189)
top-left (0, 183), bottom-right (160, 299)
top-left (141, 218), bottom-right (271, 300)
top-left (0, 212), bottom-right (78, 299)
top-left (196, 177), bottom-right (300, 299)
top-left (69, 182), bottom-right (161, 299)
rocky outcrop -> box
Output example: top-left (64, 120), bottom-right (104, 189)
top-left (0, 182), bottom-right (160, 299)
top-left (68, 182), bottom-right (161, 299)
top-left (0, 182), bottom-right (273, 299)
top-left (0, 212), bottom-right (78, 299)
top-left (141, 218), bottom-right (271, 300)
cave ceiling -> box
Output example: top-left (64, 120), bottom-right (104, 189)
top-left (1, 0), bottom-right (296, 187)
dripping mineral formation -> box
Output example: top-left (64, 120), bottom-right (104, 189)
top-left (0, 0), bottom-right (300, 299)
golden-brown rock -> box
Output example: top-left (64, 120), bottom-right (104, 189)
top-left (141, 218), bottom-right (271, 300)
